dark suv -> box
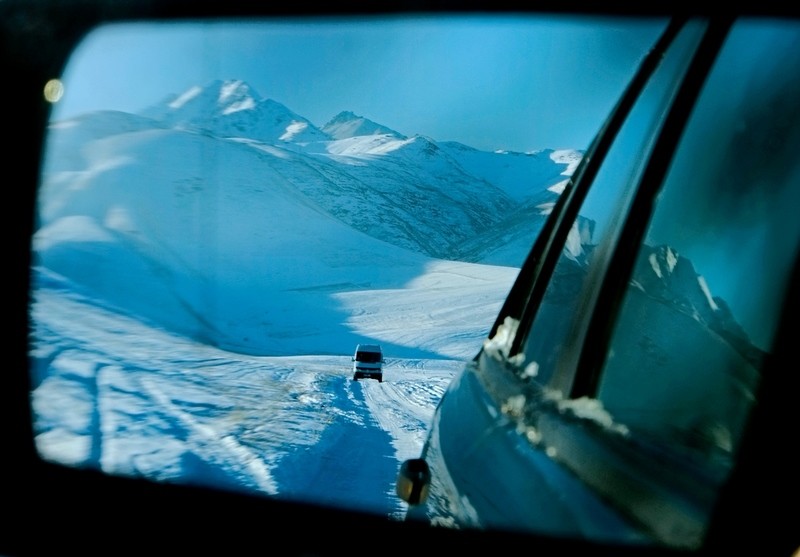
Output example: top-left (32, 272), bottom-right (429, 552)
top-left (352, 343), bottom-right (384, 382)
top-left (396, 15), bottom-right (800, 554)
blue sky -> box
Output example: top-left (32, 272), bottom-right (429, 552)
top-left (52, 14), bottom-right (667, 153)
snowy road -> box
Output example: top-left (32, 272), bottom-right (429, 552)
top-left (30, 285), bottom-right (466, 520)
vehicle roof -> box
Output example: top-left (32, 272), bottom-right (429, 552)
top-left (356, 344), bottom-right (382, 351)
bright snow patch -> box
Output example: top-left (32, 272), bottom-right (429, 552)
top-left (483, 316), bottom-right (519, 360)
top-left (698, 275), bottom-right (719, 311)
top-left (169, 85), bottom-right (202, 109)
top-left (280, 121), bottom-right (309, 141)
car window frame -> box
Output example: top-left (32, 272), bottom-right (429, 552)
top-left (568, 16), bottom-right (734, 399)
top-left (475, 15), bottom-right (743, 549)
top-left (485, 16), bottom-right (684, 357)
top-left (517, 18), bottom-right (710, 394)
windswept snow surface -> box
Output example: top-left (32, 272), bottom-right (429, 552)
top-left (31, 279), bottom-right (467, 517)
top-left (30, 261), bottom-right (508, 519)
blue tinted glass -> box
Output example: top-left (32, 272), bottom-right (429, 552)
top-left (597, 17), bottom-right (800, 527)
top-left (520, 21), bottom-right (705, 390)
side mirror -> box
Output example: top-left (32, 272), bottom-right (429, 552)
top-left (395, 458), bottom-right (431, 505)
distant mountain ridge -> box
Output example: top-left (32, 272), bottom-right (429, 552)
top-left (135, 78), bottom-right (577, 265)
top-left (322, 110), bottom-right (406, 140)
top-left (142, 79), bottom-right (329, 144)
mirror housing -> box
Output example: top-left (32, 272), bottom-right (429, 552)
top-left (396, 458), bottom-right (431, 505)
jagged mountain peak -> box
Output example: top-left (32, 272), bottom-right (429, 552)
top-left (215, 79), bottom-right (259, 108)
top-left (628, 243), bottom-right (761, 365)
top-left (142, 79), bottom-right (329, 144)
top-left (148, 79), bottom-right (263, 119)
top-left (322, 110), bottom-right (405, 140)
top-left (646, 244), bottom-right (683, 278)
top-left (634, 244), bottom-right (700, 297)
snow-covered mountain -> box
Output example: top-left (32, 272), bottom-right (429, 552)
top-left (36, 79), bottom-right (574, 354)
top-left (141, 79), bottom-right (330, 144)
top-left (80, 78), bottom-right (575, 265)
top-left (630, 244), bottom-right (763, 367)
top-left (34, 78), bottom-right (758, 364)
top-left (322, 110), bottom-right (405, 140)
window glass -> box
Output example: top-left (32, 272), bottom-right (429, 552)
top-left (597, 19), bottom-right (800, 492)
top-left (519, 21), bottom-right (706, 390)
top-left (29, 15), bottom-right (665, 518)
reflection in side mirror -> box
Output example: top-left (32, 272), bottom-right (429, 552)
top-left (28, 12), bottom-right (670, 538)
top-left (396, 458), bottom-right (431, 505)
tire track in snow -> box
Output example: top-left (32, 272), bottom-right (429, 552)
top-left (139, 376), bottom-right (279, 495)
